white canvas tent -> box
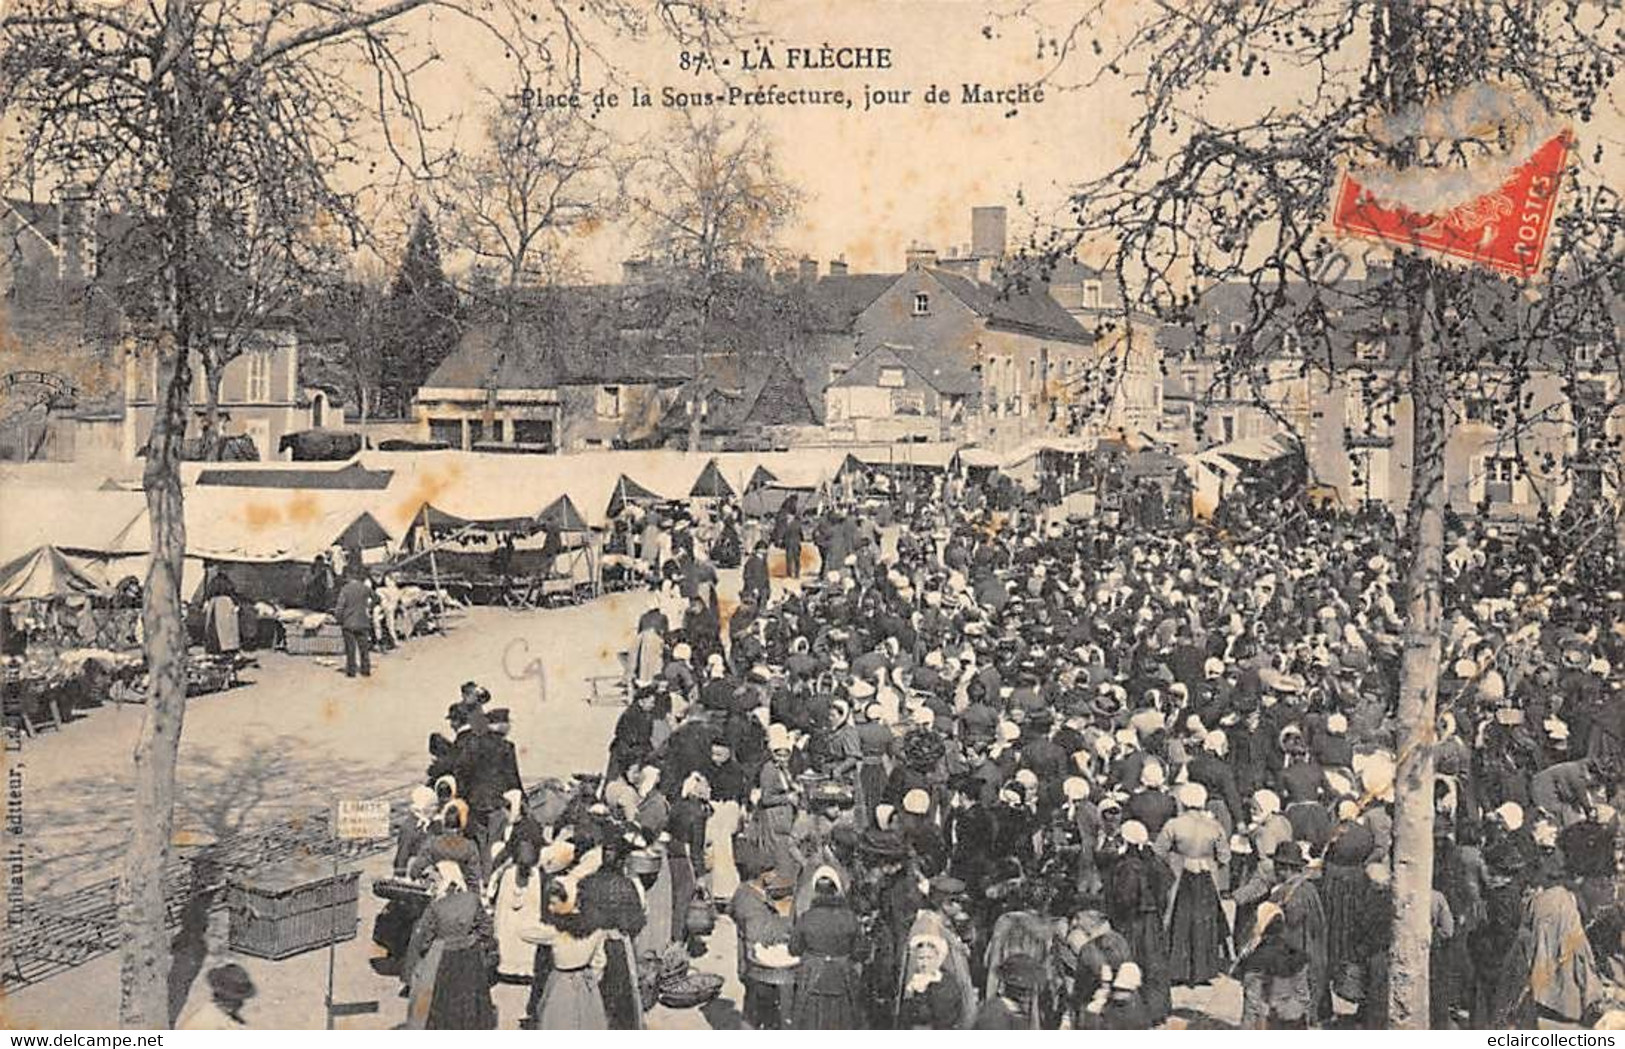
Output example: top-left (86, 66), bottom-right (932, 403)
top-left (357, 448), bottom-right (849, 532)
top-left (182, 488), bottom-right (393, 566)
top-left (0, 489), bottom-right (152, 593)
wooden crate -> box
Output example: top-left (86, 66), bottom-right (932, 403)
top-left (227, 860), bottom-right (359, 960)
top-left (286, 624), bottom-right (345, 656)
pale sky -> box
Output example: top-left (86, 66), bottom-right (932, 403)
top-left (393, 0), bottom-right (1621, 284)
top-left (367, 0), bottom-right (1136, 279)
top-left (233, 0), bottom-right (1622, 285)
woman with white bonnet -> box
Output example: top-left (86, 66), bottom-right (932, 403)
top-left (631, 599), bottom-right (666, 687)
top-left (403, 859), bottom-right (497, 1029)
top-left (1125, 757), bottom-right (1176, 837)
top-left (1154, 781), bottom-right (1232, 991)
top-left (898, 925), bottom-right (964, 1029)
top-left (373, 784), bottom-right (441, 974)
top-left (1061, 775), bottom-right (1105, 898)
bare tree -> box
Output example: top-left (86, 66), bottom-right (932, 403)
top-left (630, 111), bottom-right (800, 449)
top-left (442, 90), bottom-right (620, 307)
top-left (194, 176), bottom-right (351, 458)
top-left (0, 0), bottom-right (729, 1026)
top-left (1019, 0), bottom-right (1620, 1025)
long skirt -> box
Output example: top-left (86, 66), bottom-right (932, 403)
top-left (602, 933), bottom-right (644, 1030)
top-left (1166, 870), bottom-right (1227, 986)
top-left (857, 759), bottom-right (887, 830)
top-left (538, 968), bottom-right (607, 1030)
top-left (670, 853), bottom-right (697, 942)
top-left (636, 860), bottom-right (676, 959)
top-left (406, 940), bottom-right (496, 1030)
top-left (1322, 864), bottom-right (1367, 1006)
top-left (792, 955), bottom-right (862, 1029)
top-left (1123, 911), bottom-right (1172, 1022)
top-left (706, 801), bottom-right (743, 900)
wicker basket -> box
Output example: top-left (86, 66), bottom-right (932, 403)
top-left (227, 860), bottom-right (359, 960)
top-left (286, 625), bottom-right (345, 656)
top-left (657, 972), bottom-right (724, 1010)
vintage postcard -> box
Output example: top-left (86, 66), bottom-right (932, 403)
top-left (1, 0), bottom-right (1621, 1034)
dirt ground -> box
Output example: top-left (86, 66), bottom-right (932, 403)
top-left (4, 574), bottom-right (1240, 1029)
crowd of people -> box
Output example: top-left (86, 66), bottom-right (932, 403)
top-left (380, 468), bottom-right (1624, 1030)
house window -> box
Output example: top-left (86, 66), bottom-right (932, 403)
top-left (596, 385), bottom-right (622, 418)
top-left (1083, 281), bottom-right (1103, 309)
top-left (1576, 343), bottom-right (1601, 369)
top-left (246, 350), bottom-right (271, 402)
top-left (877, 366), bottom-right (906, 388)
top-left (428, 418), bottom-right (461, 446)
top-left (1485, 457), bottom-right (1519, 503)
top-left (1220, 414), bottom-right (1236, 443)
top-left (912, 293), bottom-right (930, 316)
top-left (1355, 340), bottom-right (1385, 362)
top-left (1465, 398), bottom-right (1491, 423)
top-left (512, 419), bottom-right (553, 447)
top-left (891, 389), bottom-right (926, 416)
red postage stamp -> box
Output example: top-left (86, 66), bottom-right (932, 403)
top-left (1331, 129), bottom-right (1572, 279)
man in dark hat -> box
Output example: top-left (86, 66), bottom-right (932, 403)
top-left (974, 952), bottom-right (1041, 1029)
top-left (177, 963), bottom-right (255, 1029)
top-left (1243, 841), bottom-right (1328, 1016)
top-left (859, 827), bottom-right (924, 1026)
top-left (1018, 709), bottom-right (1069, 804)
top-left (427, 701), bottom-right (476, 781)
top-left (946, 773), bottom-right (1000, 897)
top-left (744, 542), bottom-right (773, 607)
top-left (333, 562), bottom-right (377, 677)
top-left (453, 701), bottom-right (523, 864)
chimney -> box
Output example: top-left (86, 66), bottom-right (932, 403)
top-left (58, 183), bottom-right (93, 285)
top-left (971, 206), bottom-right (1007, 259)
top-left (742, 255), bottom-right (766, 279)
top-left (828, 256), bottom-right (848, 277)
top-left (905, 244), bottom-right (939, 271)
top-left (621, 258), bottom-right (651, 284)
top-left (798, 257), bottom-right (818, 281)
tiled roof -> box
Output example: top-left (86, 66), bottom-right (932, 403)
top-left (806, 273), bottom-right (899, 331)
top-left (928, 268), bottom-right (1094, 344)
top-left (830, 343), bottom-right (980, 397)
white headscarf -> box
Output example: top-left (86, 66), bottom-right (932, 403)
top-left (409, 786), bottom-right (438, 828)
top-left (434, 859), bottom-right (467, 897)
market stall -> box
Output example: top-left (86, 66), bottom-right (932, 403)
top-left (182, 488), bottom-right (396, 654)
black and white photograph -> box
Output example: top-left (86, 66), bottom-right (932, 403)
top-left (0, 0), bottom-right (1622, 1033)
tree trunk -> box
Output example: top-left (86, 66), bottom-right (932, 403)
top-left (119, 348), bottom-right (192, 1027)
top-left (688, 284), bottom-right (712, 453)
top-left (688, 342), bottom-right (704, 453)
top-left (1387, 257), bottom-right (1445, 1028)
top-left (118, 0), bottom-right (199, 1025)
top-left (202, 360), bottom-right (224, 460)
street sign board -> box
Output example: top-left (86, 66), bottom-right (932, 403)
top-left (332, 799), bottom-right (391, 840)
